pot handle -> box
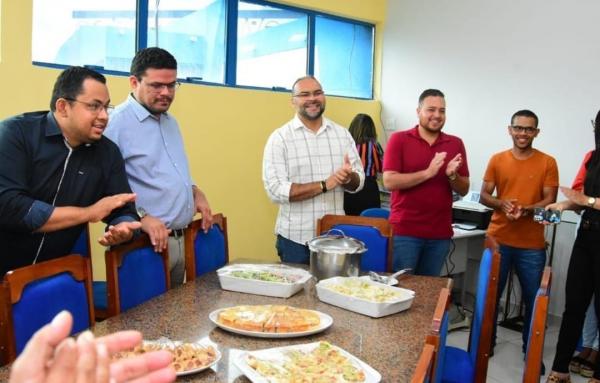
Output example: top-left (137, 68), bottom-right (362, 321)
top-left (325, 228), bottom-right (346, 237)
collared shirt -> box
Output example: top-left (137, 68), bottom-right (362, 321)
top-left (263, 115), bottom-right (365, 244)
top-left (383, 125), bottom-right (470, 239)
top-left (105, 95), bottom-right (195, 230)
top-left (0, 111), bottom-right (137, 276)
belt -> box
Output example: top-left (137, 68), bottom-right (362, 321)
top-left (169, 228), bottom-right (185, 237)
top-left (581, 219), bottom-right (600, 231)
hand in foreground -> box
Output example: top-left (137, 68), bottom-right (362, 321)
top-left (445, 153), bottom-right (463, 177)
top-left (193, 186), bottom-right (213, 233)
top-left (9, 310), bottom-right (176, 383)
top-left (140, 215), bottom-right (171, 251)
top-left (98, 221), bottom-right (142, 247)
top-left (427, 152), bottom-right (447, 178)
top-left (88, 194), bottom-right (137, 223)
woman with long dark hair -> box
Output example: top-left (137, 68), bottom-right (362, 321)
top-left (344, 113), bottom-right (384, 215)
top-left (547, 110), bottom-right (600, 383)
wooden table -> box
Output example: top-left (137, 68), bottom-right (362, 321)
top-left (0, 271), bottom-right (450, 382)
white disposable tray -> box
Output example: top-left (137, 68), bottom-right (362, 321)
top-left (315, 276), bottom-right (415, 318)
top-left (217, 264), bottom-right (311, 298)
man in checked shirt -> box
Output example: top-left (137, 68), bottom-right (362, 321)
top-left (262, 76), bottom-right (365, 264)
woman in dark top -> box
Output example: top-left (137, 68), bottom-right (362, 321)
top-left (546, 111), bottom-right (600, 383)
top-left (344, 114), bottom-right (384, 216)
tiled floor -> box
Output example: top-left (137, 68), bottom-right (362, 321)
top-left (446, 316), bottom-right (590, 382)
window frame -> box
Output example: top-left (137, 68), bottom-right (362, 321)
top-left (31, 0), bottom-right (375, 100)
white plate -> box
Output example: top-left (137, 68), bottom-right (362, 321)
top-left (209, 308), bottom-right (333, 338)
top-left (233, 341), bottom-right (381, 383)
top-left (217, 264), bottom-right (312, 298)
top-left (140, 340), bottom-right (221, 376)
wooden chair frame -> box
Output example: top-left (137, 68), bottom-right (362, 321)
top-left (522, 266), bottom-right (552, 383)
top-left (0, 255), bottom-right (94, 365)
top-left (184, 213), bottom-right (229, 282)
top-left (316, 214), bottom-right (394, 272)
top-left (411, 342), bottom-right (436, 383)
top-left (104, 234), bottom-right (170, 317)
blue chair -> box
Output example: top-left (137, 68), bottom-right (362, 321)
top-left (0, 255), bottom-right (94, 365)
top-left (440, 236), bottom-right (500, 383)
top-left (71, 224), bottom-right (91, 257)
top-left (317, 214), bottom-right (393, 272)
top-left (184, 213), bottom-right (228, 281)
top-left (96, 234), bottom-right (169, 317)
top-left (523, 266), bottom-right (552, 383)
top-left (360, 207), bottom-right (390, 219)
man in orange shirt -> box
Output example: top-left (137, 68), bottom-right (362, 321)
top-left (480, 109), bottom-right (559, 354)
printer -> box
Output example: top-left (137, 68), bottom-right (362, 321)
top-left (452, 191), bottom-right (493, 230)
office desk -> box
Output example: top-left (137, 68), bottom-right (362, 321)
top-left (0, 271), bottom-right (450, 382)
top-left (446, 227), bottom-right (486, 307)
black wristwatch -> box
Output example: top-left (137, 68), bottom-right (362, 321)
top-left (320, 180), bottom-right (328, 193)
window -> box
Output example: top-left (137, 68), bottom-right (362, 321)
top-left (32, 0), bottom-right (137, 72)
top-left (32, 0), bottom-right (375, 99)
top-left (314, 16), bottom-right (373, 99)
top-left (148, 0), bottom-right (226, 83)
top-left (236, 1), bottom-right (307, 89)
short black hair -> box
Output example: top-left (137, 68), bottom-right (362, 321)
top-left (511, 109), bottom-right (539, 128)
top-left (50, 66), bottom-right (106, 112)
top-left (130, 47), bottom-right (177, 79)
top-left (418, 89), bottom-right (445, 105)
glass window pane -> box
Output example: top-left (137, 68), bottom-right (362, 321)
top-left (237, 1), bottom-right (307, 89)
top-left (148, 0), bottom-right (226, 83)
top-left (32, 0), bottom-right (136, 72)
top-left (315, 16), bottom-right (373, 99)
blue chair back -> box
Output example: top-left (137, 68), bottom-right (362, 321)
top-left (317, 214), bottom-right (393, 272)
top-left (434, 306), bottom-right (449, 383)
top-left (360, 208), bottom-right (390, 219)
top-left (469, 248), bottom-right (493, 366)
top-left (184, 214), bottom-right (228, 281)
top-left (104, 235), bottom-right (169, 316)
top-left (13, 273), bottom-right (90, 354)
top-left (71, 224), bottom-right (91, 257)
top-left (1, 255), bottom-right (94, 363)
top-left (331, 224), bottom-right (388, 272)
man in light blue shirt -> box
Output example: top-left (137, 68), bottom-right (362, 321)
top-left (105, 48), bottom-right (212, 286)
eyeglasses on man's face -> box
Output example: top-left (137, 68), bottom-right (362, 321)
top-left (510, 125), bottom-right (537, 134)
top-left (142, 80), bottom-right (181, 92)
top-left (64, 98), bottom-right (114, 114)
top-left (292, 90), bottom-right (325, 98)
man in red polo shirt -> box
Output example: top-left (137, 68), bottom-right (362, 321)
top-left (383, 89), bottom-right (470, 275)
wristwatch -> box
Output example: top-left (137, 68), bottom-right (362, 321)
top-left (447, 172), bottom-right (457, 181)
top-left (136, 206), bottom-right (148, 219)
top-left (587, 197), bottom-right (596, 207)
top-left (320, 180), bottom-right (328, 193)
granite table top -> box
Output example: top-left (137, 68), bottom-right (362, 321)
top-left (0, 270), bottom-right (450, 382)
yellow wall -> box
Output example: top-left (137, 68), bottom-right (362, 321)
top-left (0, 1), bottom-right (386, 279)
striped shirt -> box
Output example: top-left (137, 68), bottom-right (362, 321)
top-left (263, 115), bottom-right (365, 244)
top-left (357, 140), bottom-right (384, 177)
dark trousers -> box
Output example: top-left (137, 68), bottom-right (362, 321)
top-left (552, 225), bottom-right (600, 378)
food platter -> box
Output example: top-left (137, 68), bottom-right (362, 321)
top-left (209, 306), bottom-right (333, 338)
top-left (217, 264), bottom-right (312, 298)
top-left (112, 339), bottom-right (221, 376)
top-left (233, 341), bottom-right (381, 382)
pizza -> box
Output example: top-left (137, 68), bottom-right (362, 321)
top-left (246, 341), bottom-right (366, 382)
top-left (112, 341), bottom-right (218, 373)
top-left (217, 305), bottom-right (321, 333)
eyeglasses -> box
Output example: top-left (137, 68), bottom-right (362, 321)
top-left (292, 90), bottom-right (325, 98)
top-left (142, 81), bottom-right (181, 92)
top-left (64, 98), bottom-right (114, 114)
top-left (510, 125), bottom-right (537, 134)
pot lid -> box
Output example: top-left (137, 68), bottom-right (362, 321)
top-left (307, 230), bottom-right (366, 254)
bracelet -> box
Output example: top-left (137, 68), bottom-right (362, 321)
top-left (320, 180), bottom-right (328, 193)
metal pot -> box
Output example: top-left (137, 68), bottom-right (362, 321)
top-left (307, 229), bottom-right (367, 281)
